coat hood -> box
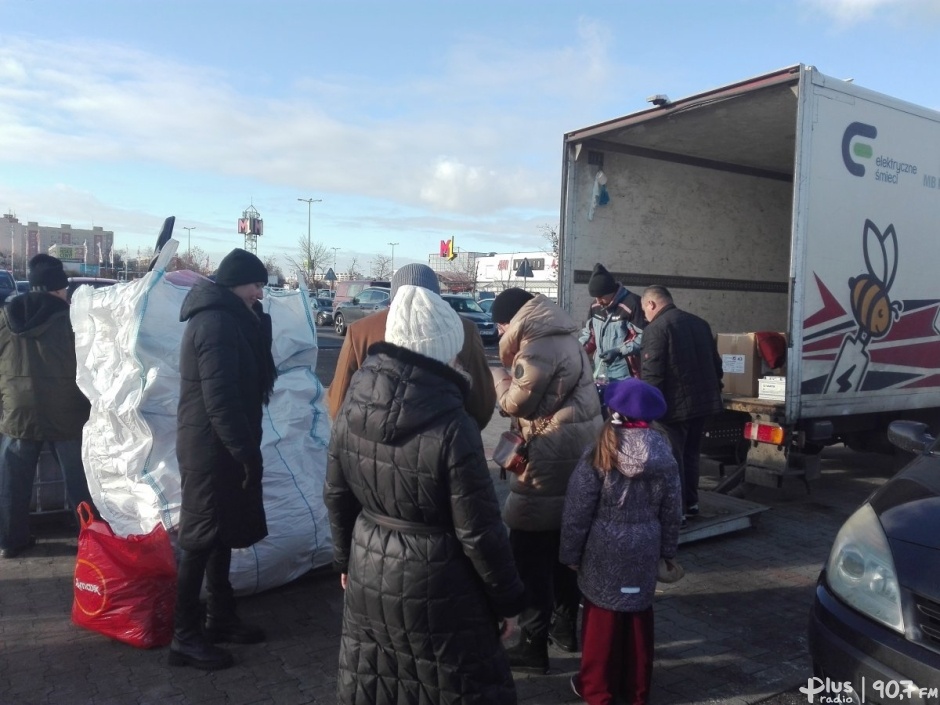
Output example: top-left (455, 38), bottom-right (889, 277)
top-left (614, 426), bottom-right (676, 480)
top-left (344, 341), bottom-right (470, 445)
top-left (498, 294), bottom-right (579, 368)
top-left (2, 292), bottom-right (70, 335)
top-left (180, 280), bottom-right (255, 322)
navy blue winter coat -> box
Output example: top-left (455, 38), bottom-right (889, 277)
top-left (559, 426), bottom-right (681, 612)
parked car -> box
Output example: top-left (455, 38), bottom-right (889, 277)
top-left (808, 419), bottom-right (940, 699)
top-left (15, 280), bottom-right (29, 295)
top-left (332, 279), bottom-right (390, 307)
top-left (0, 270), bottom-right (16, 304)
top-left (309, 295), bottom-right (334, 326)
top-left (478, 298), bottom-right (494, 315)
top-left (441, 294), bottom-right (497, 344)
top-left (332, 286), bottom-right (390, 336)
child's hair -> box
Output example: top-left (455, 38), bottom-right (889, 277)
top-left (591, 419), bottom-right (621, 473)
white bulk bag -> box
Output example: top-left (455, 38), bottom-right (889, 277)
top-left (71, 242), bottom-right (333, 594)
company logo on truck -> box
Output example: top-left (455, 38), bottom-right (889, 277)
top-left (802, 219), bottom-right (940, 395)
top-left (842, 122), bottom-right (918, 184)
top-left (842, 122), bottom-right (876, 177)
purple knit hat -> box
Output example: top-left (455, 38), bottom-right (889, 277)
top-left (603, 379), bottom-right (667, 421)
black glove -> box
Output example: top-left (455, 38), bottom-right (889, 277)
top-left (242, 461), bottom-right (263, 490)
top-left (598, 348), bottom-right (621, 364)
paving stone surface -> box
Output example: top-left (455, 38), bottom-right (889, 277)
top-left (0, 407), bottom-right (894, 705)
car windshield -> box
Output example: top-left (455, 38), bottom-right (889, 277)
top-left (0, 272), bottom-right (15, 289)
top-left (317, 298), bottom-right (333, 309)
top-left (446, 297), bottom-right (484, 314)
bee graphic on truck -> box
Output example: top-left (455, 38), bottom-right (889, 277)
top-left (802, 219), bottom-right (940, 395)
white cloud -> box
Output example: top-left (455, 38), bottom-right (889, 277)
top-left (0, 27), bottom-right (619, 222)
top-left (804, 0), bottom-right (940, 25)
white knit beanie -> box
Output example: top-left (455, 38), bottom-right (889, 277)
top-left (385, 285), bottom-right (464, 364)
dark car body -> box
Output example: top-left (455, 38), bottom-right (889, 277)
top-left (309, 295), bottom-right (334, 326)
top-left (333, 279), bottom-right (390, 307)
top-left (808, 421), bottom-right (940, 703)
top-left (441, 295), bottom-right (497, 343)
top-left (332, 286), bottom-right (390, 335)
top-left (0, 270), bottom-right (16, 304)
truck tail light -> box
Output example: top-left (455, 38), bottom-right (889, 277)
top-left (744, 421), bottom-right (785, 446)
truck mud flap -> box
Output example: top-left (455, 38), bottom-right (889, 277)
top-left (678, 491), bottom-right (768, 545)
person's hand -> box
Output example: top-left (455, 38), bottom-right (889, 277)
top-left (340, 573), bottom-right (348, 590)
top-left (566, 564), bottom-right (579, 572)
top-left (490, 366), bottom-right (511, 386)
top-left (499, 615), bottom-right (519, 641)
top-left (598, 348), bottom-right (621, 364)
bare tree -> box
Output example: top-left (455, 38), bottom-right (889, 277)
top-left (344, 256), bottom-right (363, 280)
top-left (169, 245), bottom-right (214, 276)
top-left (442, 252), bottom-right (479, 293)
top-left (539, 224), bottom-right (559, 279)
top-left (262, 255), bottom-right (285, 286)
top-left (371, 253), bottom-right (393, 280)
top-left (285, 236), bottom-right (332, 286)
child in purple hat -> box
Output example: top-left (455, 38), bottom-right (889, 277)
top-left (560, 378), bottom-right (682, 705)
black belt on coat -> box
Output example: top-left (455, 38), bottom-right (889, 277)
top-left (361, 508), bottom-right (451, 535)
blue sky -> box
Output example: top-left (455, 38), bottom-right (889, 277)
top-left (1, 0), bottom-right (938, 274)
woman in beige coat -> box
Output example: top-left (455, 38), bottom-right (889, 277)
top-left (491, 288), bottom-right (603, 673)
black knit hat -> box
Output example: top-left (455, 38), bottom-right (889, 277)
top-left (491, 287), bottom-right (534, 324)
top-left (215, 248), bottom-right (268, 287)
top-left (28, 254), bottom-right (69, 292)
top-left (588, 263), bottom-right (618, 297)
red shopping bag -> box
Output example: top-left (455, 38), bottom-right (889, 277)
top-left (71, 502), bottom-right (177, 648)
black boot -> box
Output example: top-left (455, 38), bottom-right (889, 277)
top-left (204, 614), bottom-right (266, 644)
top-left (505, 631), bottom-right (549, 674)
top-left (549, 613), bottom-right (578, 653)
top-left (168, 628), bottom-right (234, 670)
top-left (203, 546), bottom-right (266, 644)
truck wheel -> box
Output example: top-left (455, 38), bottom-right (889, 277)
top-left (334, 314), bottom-right (346, 336)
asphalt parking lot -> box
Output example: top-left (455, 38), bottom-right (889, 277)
top-left (0, 327), bottom-right (900, 704)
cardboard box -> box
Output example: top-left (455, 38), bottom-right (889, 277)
top-left (717, 333), bottom-right (760, 397)
top-left (758, 376), bottom-right (786, 400)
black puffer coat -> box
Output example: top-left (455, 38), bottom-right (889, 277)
top-left (176, 282), bottom-right (274, 550)
top-left (325, 342), bottom-right (526, 705)
top-left (640, 304), bottom-right (723, 422)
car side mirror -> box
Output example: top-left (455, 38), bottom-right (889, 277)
top-left (351, 297), bottom-right (361, 305)
top-left (887, 420), bottom-right (936, 455)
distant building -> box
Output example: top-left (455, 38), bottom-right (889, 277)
top-left (1, 213), bottom-right (114, 277)
top-left (424, 249), bottom-right (557, 297)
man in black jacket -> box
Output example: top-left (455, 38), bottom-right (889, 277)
top-left (0, 254), bottom-right (95, 558)
top-left (640, 286), bottom-right (723, 519)
top-left (171, 248), bottom-right (276, 671)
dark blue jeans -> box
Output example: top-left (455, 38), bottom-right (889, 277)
top-left (0, 436), bottom-right (95, 551)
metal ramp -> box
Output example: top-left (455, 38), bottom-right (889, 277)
top-left (678, 490), bottom-right (768, 544)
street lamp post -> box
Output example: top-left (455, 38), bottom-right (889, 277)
top-left (182, 226), bottom-right (195, 263)
top-left (388, 242), bottom-right (399, 274)
top-left (297, 197), bottom-right (322, 283)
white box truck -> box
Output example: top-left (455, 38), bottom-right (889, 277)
top-left (558, 64), bottom-right (940, 490)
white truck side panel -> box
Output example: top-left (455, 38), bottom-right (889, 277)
top-left (565, 148), bottom-right (791, 333)
top-left (796, 72), bottom-right (940, 418)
